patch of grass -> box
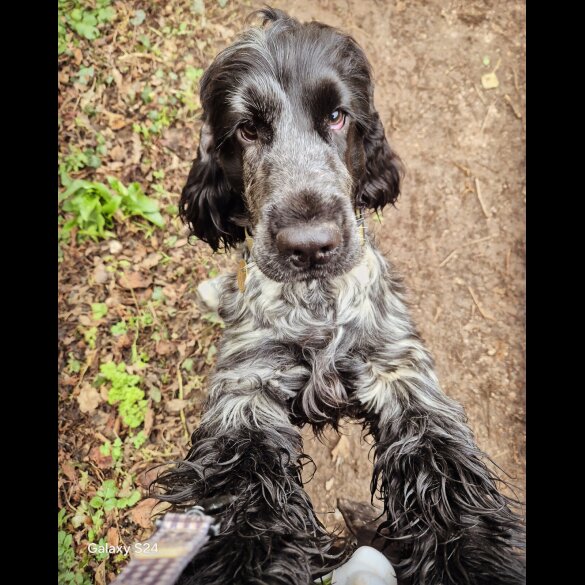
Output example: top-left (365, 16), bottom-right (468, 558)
top-left (99, 437), bottom-right (123, 464)
top-left (87, 479), bottom-right (141, 541)
top-left (91, 303), bottom-right (108, 320)
top-left (58, 0), bottom-right (117, 54)
top-left (58, 145), bottom-right (102, 183)
top-left (58, 510), bottom-right (92, 585)
top-left (97, 362), bottom-right (148, 429)
top-left (59, 177), bottom-right (165, 242)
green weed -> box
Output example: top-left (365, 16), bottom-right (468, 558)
top-left (98, 362), bottom-right (147, 429)
top-left (59, 177), bottom-right (165, 242)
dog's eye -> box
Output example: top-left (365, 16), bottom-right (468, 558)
top-left (238, 122), bottom-right (258, 142)
top-left (327, 109), bottom-right (345, 131)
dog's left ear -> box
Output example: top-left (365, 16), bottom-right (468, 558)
top-left (355, 107), bottom-right (404, 211)
top-left (179, 122), bottom-right (245, 251)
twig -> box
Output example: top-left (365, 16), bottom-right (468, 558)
top-left (504, 94), bottom-right (522, 119)
top-left (177, 369), bottom-right (190, 442)
top-left (433, 307), bottom-right (442, 323)
top-left (118, 52), bottom-right (165, 63)
top-left (474, 178), bottom-right (490, 218)
top-left (439, 250), bottom-right (458, 267)
top-left (461, 234), bottom-right (496, 248)
top-left (473, 84), bottom-right (488, 106)
top-left (467, 286), bottom-right (495, 320)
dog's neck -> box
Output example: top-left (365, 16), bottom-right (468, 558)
top-left (228, 243), bottom-right (390, 339)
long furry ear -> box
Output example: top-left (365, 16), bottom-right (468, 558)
top-left (356, 109), bottom-right (404, 211)
top-left (179, 122), bottom-right (245, 251)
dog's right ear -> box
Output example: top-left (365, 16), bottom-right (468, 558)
top-left (179, 122), bottom-right (245, 251)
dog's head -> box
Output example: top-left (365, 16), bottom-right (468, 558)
top-left (180, 7), bottom-right (403, 282)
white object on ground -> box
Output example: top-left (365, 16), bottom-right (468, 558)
top-left (330, 546), bottom-right (397, 585)
top-left (196, 277), bottom-right (222, 311)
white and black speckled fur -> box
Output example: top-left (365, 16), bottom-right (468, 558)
top-left (153, 8), bottom-right (525, 585)
top-left (155, 240), bottom-right (525, 585)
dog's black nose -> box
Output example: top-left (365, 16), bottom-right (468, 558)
top-left (276, 223), bottom-right (341, 268)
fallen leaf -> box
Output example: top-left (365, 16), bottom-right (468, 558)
top-left (331, 434), bottom-right (352, 464)
top-left (131, 133), bottom-right (143, 165)
top-left (61, 461), bottom-right (77, 482)
top-left (104, 111), bottom-right (130, 130)
top-left (89, 446), bottom-right (113, 469)
top-left (119, 271), bottom-right (152, 290)
top-left (481, 71), bottom-right (499, 89)
top-left (165, 399), bottom-right (189, 413)
top-left (93, 264), bottom-right (110, 285)
top-left (144, 406), bottom-right (154, 436)
top-left (77, 384), bottom-right (102, 413)
top-left (95, 561), bottom-right (107, 585)
top-left (155, 340), bottom-right (174, 355)
top-left (107, 526), bottom-right (119, 548)
top-left (130, 498), bottom-right (159, 529)
top-left (140, 253), bottom-right (161, 270)
top-left (109, 145), bottom-right (126, 162)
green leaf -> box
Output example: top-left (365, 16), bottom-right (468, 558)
top-left (100, 480), bottom-right (117, 499)
top-left (76, 66), bottom-right (95, 85)
top-left (103, 498), bottom-right (118, 512)
top-left (131, 9), bottom-right (146, 26)
top-left (89, 496), bottom-right (104, 509)
top-left (91, 302), bottom-right (108, 320)
top-left (97, 6), bottom-right (116, 23)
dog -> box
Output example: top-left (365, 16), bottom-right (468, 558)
top-left (153, 8), bottom-right (525, 584)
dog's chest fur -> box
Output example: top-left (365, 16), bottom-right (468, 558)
top-left (212, 245), bottom-right (412, 423)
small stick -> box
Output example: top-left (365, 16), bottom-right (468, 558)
top-left (474, 84), bottom-right (488, 105)
top-left (461, 234), bottom-right (495, 248)
top-left (439, 250), bottom-right (458, 267)
top-left (118, 52), bottom-right (165, 63)
top-left (177, 369), bottom-right (190, 442)
top-left (504, 94), bottom-right (522, 119)
top-left (467, 286), bottom-right (495, 320)
top-left (433, 307), bottom-right (442, 323)
top-left (474, 178), bottom-right (490, 218)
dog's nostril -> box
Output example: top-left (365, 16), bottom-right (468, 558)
top-left (276, 223), bottom-right (341, 268)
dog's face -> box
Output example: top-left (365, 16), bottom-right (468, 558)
top-left (180, 8), bottom-right (402, 282)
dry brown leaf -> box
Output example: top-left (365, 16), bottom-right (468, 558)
top-left (77, 384), bottom-right (102, 413)
top-left (89, 445), bottom-right (113, 470)
top-left (61, 461), bottom-right (77, 482)
top-left (131, 133), bottom-right (143, 165)
top-left (155, 340), bottom-right (174, 355)
top-left (130, 498), bottom-right (158, 529)
top-left (165, 399), bottom-right (189, 413)
top-left (331, 434), bottom-right (352, 463)
top-left (109, 145), bottom-right (126, 162)
top-left (140, 253), bottom-right (161, 270)
top-left (107, 526), bottom-right (119, 548)
top-left (119, 271), bottom-right (152, 290)
top-left (95, 561), bottom-right (107, 585)
top-left (104, 111), bottom-right (131, 130)
top-left (144, 406), bottom-right (154, 436)
top-left (93, 264), bottom-right (110, 285)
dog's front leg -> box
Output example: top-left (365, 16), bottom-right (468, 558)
top-left (154, 364), bottom-right (341, 585)
top-left (355, 312), bottom-right (525, 584)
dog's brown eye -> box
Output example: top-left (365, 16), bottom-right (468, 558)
top-left (328, 109), bottom-right (345, 130)
top-left (239, 122), bottom-right (258, 142)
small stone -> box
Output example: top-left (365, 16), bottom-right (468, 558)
top-left (325, 478), bottom-right (335, 491)
top-left (109, 240), bottom-right (123, 255)
top-left (93, 264), bottom-right (109, 284)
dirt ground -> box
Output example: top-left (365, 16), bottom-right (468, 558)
top-left (58, 1), bottom-right (525, 582)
